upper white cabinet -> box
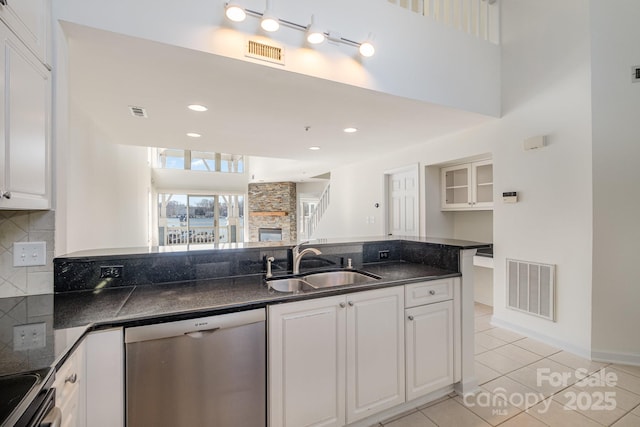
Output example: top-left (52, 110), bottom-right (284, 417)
top-left (441, 159), bottom-right (493, 210)
top-left (0, 0), bottom-right (50, 66)
top-left (268, 287), bottom-right (405, 427)
top-left (0, 22), bottom-right (51, 209)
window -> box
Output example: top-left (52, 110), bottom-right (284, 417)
top-left (157, 193), bottom-right (244, 246)
top-left (155, 149), bottom-right (244, 173)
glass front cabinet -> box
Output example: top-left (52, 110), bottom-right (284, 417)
top-left (441, 160), bottom-right (493, 210)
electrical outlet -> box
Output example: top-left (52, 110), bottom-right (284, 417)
top-left (378, 250), bottom-right (390, 260)
top-left (13, 242), bottom-right (46, 267)
top-left (100, 265), bottom-right (124, 278)
top-left (13, 323), bottom-right (47, 351)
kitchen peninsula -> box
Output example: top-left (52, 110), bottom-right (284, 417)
top-left (1, 236), bottom-right (488, 427)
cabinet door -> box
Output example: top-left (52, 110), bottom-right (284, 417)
top-left (269, 296), bottom-right (346, 427)
top-left (406, 300), bottom-right (454, 400)
top-left (471, 160), bottom-right (493, 209)
top-left (441, 164), bottom-right (472, 210)
top-left (346, 287), bottom-right (405, 423)
top-left (86, 328), bottom-right (124, 427)
top-left (0, 24), bottom-right (51, 209)
top-left (0, 0), bottom-right (50, 64)
top-left (54, 339), bottom-right (86, 427)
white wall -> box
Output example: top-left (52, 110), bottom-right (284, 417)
top-left (590, 0), bottom-right (640, 363)
top-left (453, 211), bottom-right (493, 243)
top-left (52, 0), bottom-right (500, 117)
top-left (317, 0), bottom-right (593, 355)
top-left (61, 104), bottom-right (150, 254)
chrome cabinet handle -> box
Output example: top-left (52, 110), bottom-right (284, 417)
top-left (408, 315), bottom-right (414, 321)
top-left (429, 290), bottom-right (436, 295)
top-left (2, 191), bottom-right (11, 199)
top-left (339, 302), bottom-right (346, 308)
top-left (65, 373), bottom-right (77, 384)
top-left (0, 1), bottom-right (7, 7)
top-left (348, 301), bottom-right (354, 307)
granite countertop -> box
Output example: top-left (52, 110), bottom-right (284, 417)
top-left (1, 260), bottom-right (458, 381)
top-left (54, 261), bottom-right (457, 330)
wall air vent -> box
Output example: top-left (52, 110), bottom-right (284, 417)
top-left (129, 105), bottom-right (148, 118)
top-left (506, 259), bottom-right (556, 321)
top-left (245, 40), bottom-right (284, 65)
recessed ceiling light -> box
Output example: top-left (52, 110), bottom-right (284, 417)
top-left (344, 127), bottom-right (358, 133)
top-left (188, 104), bottom-right (208, 112)
top-left (309, 146), bottom-right (321, 151)
top-left (186, 132), bottom-right (201, 138)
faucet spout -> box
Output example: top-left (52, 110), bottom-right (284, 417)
top-left (292, 242), bottom-right (322, 275)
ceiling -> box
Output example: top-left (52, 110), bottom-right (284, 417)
top-left (63, 22), bottom-right (493, 182)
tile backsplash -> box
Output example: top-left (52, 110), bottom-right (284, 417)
top-left (0, 211), bottom-right (55, 297)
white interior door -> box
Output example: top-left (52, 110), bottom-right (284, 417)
top-left (387, 166), bottom-right (419, 236)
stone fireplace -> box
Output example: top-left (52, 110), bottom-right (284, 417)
top-left (248, 182), bottom-right (297, 242)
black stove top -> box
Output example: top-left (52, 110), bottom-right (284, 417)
top-left (0, 368), bottom-right (51, 426)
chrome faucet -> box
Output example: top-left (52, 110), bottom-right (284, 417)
top-left (292, 241), bottom-right (322, 275)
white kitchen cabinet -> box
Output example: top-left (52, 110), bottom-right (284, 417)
top-left (85, 328), bottom-right (124, 427)
top-left (268, 287), bottom-right (404, 427)
top-left (54, 339), bottom-right (86, 427)
top-left (405, 277), bottom-right (460, 401)
top-left (405, 300), bottom-right (454, 400)
top-left (346, 287), bottom-right (405, 424)
top-left (0, 22), bottom-right (51, 209)
top-left (269, 295), bottom-right (346, 427)
top-left (0, 0), bottom-right (50, 65)
top-left (441, 160), bottom-right (492, 210)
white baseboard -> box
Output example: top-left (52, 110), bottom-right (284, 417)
top-left (591, 350), bottom-right (640, 366)
top-left (490, 316), bottom-right (591, 360)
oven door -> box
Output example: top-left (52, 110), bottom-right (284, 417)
top-left (16, 387), bottom-right (60, 427)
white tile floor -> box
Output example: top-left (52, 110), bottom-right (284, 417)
top-left (376, 303), bottom-right (640, 427)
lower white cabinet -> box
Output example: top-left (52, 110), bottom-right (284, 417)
top-left (53, 328), bottom-right (124, 427)
top-left (85, 328), bottom-right (124, 427)
top-left (54, 339), bottom-right (86, 427)
top-left (405, 300), bottom-right (454, 400)
top-left (269, 287), bottom-right (405, 427)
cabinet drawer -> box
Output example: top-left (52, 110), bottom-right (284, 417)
top-left (405, 278), bottom-right (454, 308)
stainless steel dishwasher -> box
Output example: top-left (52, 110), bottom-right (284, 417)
top-left (125, 308), bottom-right (266, 427)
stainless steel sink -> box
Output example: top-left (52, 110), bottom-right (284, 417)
top-left (302, 270), bottom-right (381, 288)
top-left (267, 278), bottom-right (315, 293)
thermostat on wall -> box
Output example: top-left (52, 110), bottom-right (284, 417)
top-left (503, 192), bottom-right (518, 203)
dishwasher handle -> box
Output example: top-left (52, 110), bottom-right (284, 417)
top-left (184, 327), bottom-right (220, 338)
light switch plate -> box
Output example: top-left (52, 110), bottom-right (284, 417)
top-left (13, 323), bottom-right (47, 351)
top-left (13, 242), bottom-right (46, 267)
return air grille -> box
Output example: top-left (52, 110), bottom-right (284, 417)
top-left (506, 259), bottom-right (555, 321)
top-left (245, 40), bottom-right (284, 65)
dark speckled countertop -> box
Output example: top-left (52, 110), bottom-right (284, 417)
top-left (53, 261), bottom-right (458, 330)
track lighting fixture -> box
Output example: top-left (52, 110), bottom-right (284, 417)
top-left (223, 1), bottom-right (375, 57)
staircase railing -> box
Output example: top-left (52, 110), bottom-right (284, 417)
top-left (387, 0), bottom-right (500, 45)
top-left (307, 183), bottom-right (330, 239)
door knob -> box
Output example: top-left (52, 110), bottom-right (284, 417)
top-left (408, 315), bottom-right (414, 321)
top-left (2, 191), bottom-right (11, 199)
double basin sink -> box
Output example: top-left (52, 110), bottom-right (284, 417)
top-left (267, 270), bottom-right (381, 293)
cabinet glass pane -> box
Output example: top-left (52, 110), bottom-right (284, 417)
top-left (476, 184), bottom-right (493, 203)
top-left (445, 169), bottom-right (468, 188)
top-left (475, 164), bottom-right (493, 185)
top-left (446, 187), bottom-right (469, 204)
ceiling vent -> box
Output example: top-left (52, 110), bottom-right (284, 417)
top-left (129, 105), bottom-right (148, 118)
top-left (245, 40), bottom-right (284, 65)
